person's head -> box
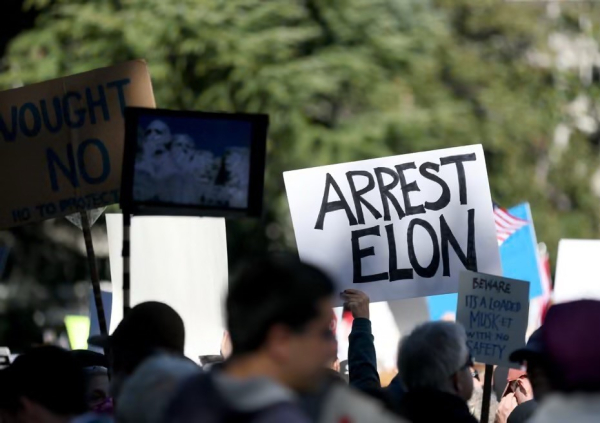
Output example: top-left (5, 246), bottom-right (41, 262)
top-left (542, 299), bottom-right (600, 393)
top-left (69, 350), bottom-right (111, 412)
top-left (0, 346), bottom-right (87, 423)
top-left (227, 255), bottom-right (335, 392)
top-left (88, 301), bottom-right (185, 397)
top-left (398, 321), bottom-right (473, 401)
top-left (509, 328), bottom-right (552, 401)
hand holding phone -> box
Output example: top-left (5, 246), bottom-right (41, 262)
top-left (514, 378), bottom-right (534, 404)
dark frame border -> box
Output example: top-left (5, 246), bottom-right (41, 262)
top-left (121, 107), bottom-right (268, 218)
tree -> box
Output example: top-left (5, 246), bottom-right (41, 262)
top-left (0, 0), bottom-right (599, 345)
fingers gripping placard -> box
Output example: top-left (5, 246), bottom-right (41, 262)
top-left (284, 145), bottom-right (501, 304)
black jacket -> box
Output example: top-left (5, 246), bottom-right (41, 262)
top-left (348, 318), bottom-right (380, 391)
top-left (398, 390), bottom-right (478, 423)
top-left (347, 318), bottom-right (405, 413)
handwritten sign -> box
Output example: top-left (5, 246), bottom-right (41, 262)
top-left (0, 61), bottom-right (155, 229)
top-left (284, 145), bottom-right (501, 304)
top-left (456, 270), bottom-right (529, 367)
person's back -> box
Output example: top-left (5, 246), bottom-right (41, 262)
top-left (396, 321), bottom-right (477, 423)
top-left (163, 255), bottom-right (335, 423)
top-left (300, 371), bottom-right (406, 423)
top-left (116, 354), bottom-right (201, 423)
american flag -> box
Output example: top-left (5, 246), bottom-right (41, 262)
top-left (494, 203), bottom-right (528, 246)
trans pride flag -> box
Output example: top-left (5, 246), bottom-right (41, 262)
top-left (427, 203), bottom-right (551, 331)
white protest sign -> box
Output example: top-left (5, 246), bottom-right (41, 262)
top-left (456, 270), bottom-right (529, 368)
top-left (284, 144), bottom-right (501, 304)
top-left (106, 215), bottom-right (228, 360)
top-left (554, 239), bottom-right (600, 303)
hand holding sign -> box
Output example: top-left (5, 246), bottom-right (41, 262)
top-left (341, 289), bottom-right (370, 319)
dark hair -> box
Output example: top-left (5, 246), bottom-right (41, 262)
top-left (0, 346), bottom-right (87, 416)
top-left (70, 350), bottom-right (109, 369)
top-left (227, 254), bottom-right (334, 355)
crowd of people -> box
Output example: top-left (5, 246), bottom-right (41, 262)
top-left (0, 254), bottom-right (598, 423)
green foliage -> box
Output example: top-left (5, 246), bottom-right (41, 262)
top-left (2, 0), bottom-right (600, 269)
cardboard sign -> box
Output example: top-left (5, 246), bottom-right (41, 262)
top-left (555, 239), bottom-right (600, 302)
top-left (456, 270), bottom-right (529, 367)
top-left (284, 145), bottom-right (501, 304)
top-left (0, 61), bottom-right (155, 229)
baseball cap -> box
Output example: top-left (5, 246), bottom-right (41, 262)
top-left (88, 302), bottom-right (185, 353)
top-left (509, 327), bottom-right (544, 364)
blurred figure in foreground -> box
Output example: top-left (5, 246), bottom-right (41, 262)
top-left (397, 321), bottom-right (477, 423)
top-left (89, 301), bottom-right (186, 399)
top-left (163, 255), bottom-right (335, 422)
top-left (529, 300), bottom-right (600, 423)
top-left (117, 354), bottom-right (200, 423)
top-left (0, 346), bottom-right (111, 423)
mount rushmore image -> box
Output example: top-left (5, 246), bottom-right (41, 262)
top-left (134, 119), bottom-right (250, 209)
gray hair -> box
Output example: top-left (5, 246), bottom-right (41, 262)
top-left (116, 354), bottom-right (200, 423)
top-left (398, 321), bottom-right (469, 393)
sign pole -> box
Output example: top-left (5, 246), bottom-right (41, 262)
top-left (122, 210), bottom-right (132, 316)
top-left (80, 211), bottom-right (108, 337)
top-left (480, 364), bottom-right (494, 423)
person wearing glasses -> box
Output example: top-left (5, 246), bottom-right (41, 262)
top-left (396, 321), bottom-right (477, 423)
